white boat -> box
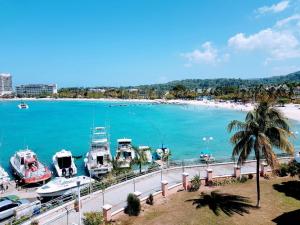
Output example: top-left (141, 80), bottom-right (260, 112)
top-left (36, 176), bottom-right (94, 198)
top-left (0, 166), bottom-right (10, 185)
top-left (84, 127), bottom-right (113, 177)
top-left (18, 102), bottom-right (29, 109)
top-left (138, 146), bottom-right (152, 163)
top-left (115, 138), bottom-right (135, 168)
top-left (156, 145), bottom-right (170, 160)
top-left (10, 149), bottom-right (52, 184)
top-left (53, 149), bottom-right (77, 177)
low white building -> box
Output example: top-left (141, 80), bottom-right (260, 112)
top-left (16, 84), bottom-right (58, 97)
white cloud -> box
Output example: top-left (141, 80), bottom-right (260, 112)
top-left (228, 28), bottom-right (300, 60)
top-left (181, 42), bottom-right (228, 66)
top-left (257, 0), bottom-right (289, 14)
top-left (275, 14), bottom-right (300, 27)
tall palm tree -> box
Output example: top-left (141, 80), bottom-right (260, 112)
top-left (228, 100), bottom-right (294, 207)
top-left (133, 146), bottom-right (149, 173)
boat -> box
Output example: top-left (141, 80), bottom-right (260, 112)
top-left (53, 149), bottom-right (77, 177)
top-left (84, 127), bottom-right (113, 177)
top-left (115, 138), bottom-right (135, 168)
top-left (10, 149), bottom-right (52, 184)
top-left (18, 101), bottom-right (29, 109)
top-left (138, 146), bottom-right (152, 163)
top-left (155, 145), bottom-right (170, 161)
top-left (0, 166), bottom-right (10, 185)
top-left (200, 149), bottom-right (215, 162)
top-left (36, 176), bottom-right (95, 198)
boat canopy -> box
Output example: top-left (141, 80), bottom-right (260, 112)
top-left (117, 138), bottom-right (132, 143)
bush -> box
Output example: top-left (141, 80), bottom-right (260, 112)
top-left (276, 163), bottom-right (289, 177)
top-left (30, 221), bottom-right (39, 225)
top-left (124, 193), bottom-right (141, 216)
top-left (248, 174), bottom-right (254, 179)
top-left (189, 175), bottom-right (201, 192)
top-left (239, 175), bottom-right (248, 183)
top-left (287, 160), bottom-right (300, 177)
top-left (83, 212), bottom-right (104, 225)
top-left (146, 194), bottom-right (154, 205)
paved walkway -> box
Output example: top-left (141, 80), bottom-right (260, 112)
top-left (31, 157), bottom-right (290, 225)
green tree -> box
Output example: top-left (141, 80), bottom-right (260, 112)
top-left (83, 212), bottom-right (104, 225)
top-left (133, 146), bottom-right (149, 173)
top-left (228, 100), bottom-right (294, 207)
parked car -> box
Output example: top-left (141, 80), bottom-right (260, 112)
top-left (0, 200), bottom-right (19, 220)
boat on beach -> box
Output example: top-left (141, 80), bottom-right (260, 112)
top-left (18, 101), bottom-right (29, 109)
top-left (84, 127), bottom-right (113, 178)
top-left (0, 166), bottom-right (10, 184)
top-left (138, 146), bottom-right (152, 163)
top-left (115, 138), bottom-right (135, 168)
top-left (10, 149), bottom-right (52, 184)
top-left (36, 176), bottom-right (95, 198)
top-left (53, 149), bottom-right (77, 177)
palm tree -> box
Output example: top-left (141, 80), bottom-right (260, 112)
top-left (228, 100), bottom-right (294, 207)
top-left (133, 146), bottom-right (149, 173)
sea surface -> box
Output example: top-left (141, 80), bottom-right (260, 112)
top-left (0, 100), bottom-right (299, 175)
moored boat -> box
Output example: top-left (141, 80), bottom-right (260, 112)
top-left (18, 101), bottom-right (29, 109)
top-left (36, 176), bottom-right (94, 198)
top-left (115, 138), bottom-right (135, 168)
top-left (155, 145), bottom-right (170, 160)
top-left (0, 165), bottom-right (10, 185)
top-left (53, 149), bottom-right (77, 177)
top-left (200, 149), bottom-right (215, 162)
top-left (84, 127), bottom-right (113, 178)
top-left (10, 149), bottom-right (52, 184)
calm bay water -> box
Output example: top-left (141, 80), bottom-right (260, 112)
top-left (0, 100), bottom-right (299, 175)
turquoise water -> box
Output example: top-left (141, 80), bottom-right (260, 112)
top-left (0, 100), bottom-right (299, 175)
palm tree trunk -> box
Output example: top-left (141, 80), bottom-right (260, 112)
top-left (139, 163), bottom-right (142, 174)
top-left (256, 154), bottom-right (261, 208)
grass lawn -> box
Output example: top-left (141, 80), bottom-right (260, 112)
top-left (115, 177), bottom-right (300, 225)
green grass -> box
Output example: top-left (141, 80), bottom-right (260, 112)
top-left (116, 177), bottom-right (300, 225)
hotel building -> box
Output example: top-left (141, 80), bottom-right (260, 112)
top-left (0, 73), bottom-right (13, 96)
top-left (15, 84), bottom-right (58, 97)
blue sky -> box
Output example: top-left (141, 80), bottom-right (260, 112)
top-left (1, 0), bottom-right (300, 87)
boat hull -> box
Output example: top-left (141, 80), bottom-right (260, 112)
top-left (10, 158), bottom-right (52, 184)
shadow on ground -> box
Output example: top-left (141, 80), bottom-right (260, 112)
top-left (186, 191), bottom-right (254, 216)
top-left (273, 180), bottom-right (300, 201)
top-left (272, 209), bottom-right (300, 225)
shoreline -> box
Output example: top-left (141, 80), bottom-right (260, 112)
top-left (1, 97), bottom-right (300, 122)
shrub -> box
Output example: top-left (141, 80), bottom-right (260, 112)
top-left (125, 193), bottom-right (141, 216)
top-left (276, 163), bottom-right (289, 177)
top-left (146, 193), bottom-right (154, 205)
top-left (83, 212), bottom-right (104, 225)
top-left (189, 175), bottom-right (201, 191)
top-left (287, 160), bottom-right (300, 177)
top-left (248, 174), bottom-right (254, 179)
top-left (30, 221), bottom-right (39, 225)
top-left (239, 175), bottom-right (248, 183)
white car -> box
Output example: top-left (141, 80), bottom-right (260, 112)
top-left (0, 199), bottom-right (31, 221)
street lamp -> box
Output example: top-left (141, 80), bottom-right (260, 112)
top-left (77, 180), bottom-right (82, 225)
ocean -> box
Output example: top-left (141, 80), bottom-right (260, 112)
top-left (1, 100), bottom-right (299, 175)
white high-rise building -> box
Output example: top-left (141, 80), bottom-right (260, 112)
top-left (0, 73), bottom-right (13, 96)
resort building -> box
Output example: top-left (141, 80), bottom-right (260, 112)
top-left (0, 73), bottom-right (13, 96)
top-left (15, 84), bottom-right (58, 97)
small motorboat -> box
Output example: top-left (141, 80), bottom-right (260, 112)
top-left (200, 149), bottom-right (215, 162)
top-left (84, 127), bottom-right (113, 177)
top-left (138, 146), bottom-right (152, 163)
top-left (53, 149), bottom-right (77, 177)
top-left (115, 138), bottom-right (135, 168)
top-left (18, 101), bottom-right (29, 109)
top-left (10, 149), bottom-right (52, 184)
top-left (156, 145), bottom-right (170, 161)
top-left (36, 176), bottom-right (95, 198)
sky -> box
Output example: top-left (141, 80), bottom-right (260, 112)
top-left (1, 0), bottom-right (300, 87)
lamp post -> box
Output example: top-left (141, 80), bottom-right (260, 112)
top-left (77, 180), bottom-right (82, 225)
